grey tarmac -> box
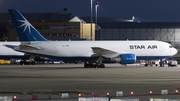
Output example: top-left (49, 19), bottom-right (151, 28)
top-left (0, 63), bottom-right (180, 101)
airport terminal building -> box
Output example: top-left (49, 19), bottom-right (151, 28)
top-left (8, 17), bottom-right (96, 41)
top-left (1, 9), bottom-right (97, 41)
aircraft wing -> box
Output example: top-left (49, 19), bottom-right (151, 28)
top-left (91, 47), bottom-right (120, 58)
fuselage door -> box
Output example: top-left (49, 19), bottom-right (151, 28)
top-left (159, 47), bottom-right (163, 52)
top-left (53, 45), bottom-right (57, 54)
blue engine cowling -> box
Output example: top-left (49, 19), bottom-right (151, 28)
top-left (120, 54), bottom-right (136, 64)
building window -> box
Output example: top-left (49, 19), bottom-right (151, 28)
top-left (44, 26), bottom-right (50, 29)
top-left (34, 26), bottom-right (42, 29)
top-left (43, 33), bottom-right (50, 37)
top-left (63, 34), bottom-right (66, 37)
top-left (49, 26), bottom-right (65, 29)
top-left (58, 33), bottom-right (62, 37)
top-left (72, 34), bottom-right (79, 37)
top-left (52, 33), bottom-right (56, 37)
top-left (65, 26), bottom-right (79, 29)
top-left (67, 33), bottom-right (72, 37)
top-left (43, 26), bottom-right (79, 30)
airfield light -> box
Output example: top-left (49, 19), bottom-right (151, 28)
top-left (107, 92), bottom-right (109, 96)
top-left (150, 91), bottom-right (152, 94)
top-left (131, 92), bottom-right (134, 95)
top-left (175, 90), bottom-right (178, 94)
top-left (138, 20), bottom-right (140, 23)
top-left (132, 16), bottom-right (135, 22)
top-left (13, 96), bottom-right (17, 99)
top-left (78, 93), bottom-right (81, 97)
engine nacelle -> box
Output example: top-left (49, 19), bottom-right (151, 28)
top-left (111, 57), bottom-right (121, 63)
top-left (110, 54), bottom-right (136, 64)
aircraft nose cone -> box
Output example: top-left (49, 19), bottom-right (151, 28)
top-left (173, 48), bottom-right (178, 55)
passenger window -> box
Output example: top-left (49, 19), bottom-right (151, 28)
top-left (169, 46), bottom-right (173, 48)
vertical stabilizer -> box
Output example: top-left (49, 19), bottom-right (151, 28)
top-left (8, 9), bottom-right (47, 42)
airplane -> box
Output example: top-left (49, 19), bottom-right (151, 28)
top-left (6, 9), bottom-right (178, 68)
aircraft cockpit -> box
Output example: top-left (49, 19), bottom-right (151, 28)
top-left (169, 46), bottom-right (173, 48)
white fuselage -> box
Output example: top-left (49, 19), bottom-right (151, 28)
top-left (0, 42), bottom-right (24, 58)
top-left (17, 40), bottom-right (177, 60)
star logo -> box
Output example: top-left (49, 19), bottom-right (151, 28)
top-left (18, 20), bottom-right (31, 33)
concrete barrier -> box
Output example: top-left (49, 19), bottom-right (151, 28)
top-left (0, 96), bottom-right (12, 101)
top-left (78, 97), bottom-right (109, 101)
top-left (61, 93), bottom-right (69, 98)
top-left (161, 89), bottom-right (168, 95)
top-left (150, 98), bottom-right (180, 101)
top-left (31, 94), bottom-right (38, 100)
top-left (91, 92), bottom-right (98, 97)
top-left (110, 98), bottom-right (139, 101)
top-left (116, 91), bottom-right (123, 96)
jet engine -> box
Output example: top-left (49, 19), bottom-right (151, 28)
top-left (110, 54), bottom-right (136, 64)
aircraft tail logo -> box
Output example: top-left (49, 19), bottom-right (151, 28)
top-left (8, 9), bottom-right (47, 41)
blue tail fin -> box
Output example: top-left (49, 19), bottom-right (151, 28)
top-left (8, 9), bottom-right (47, 41)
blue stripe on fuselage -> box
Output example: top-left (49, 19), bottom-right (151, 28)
top-left (0, 55), bottom-right (24, 59)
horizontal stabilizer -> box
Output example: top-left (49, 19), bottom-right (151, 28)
top-left (4, 45), bottom-right (18, 49)
top-left (20, 45), bottom-right (41, 50)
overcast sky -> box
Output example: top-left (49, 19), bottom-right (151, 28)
top-left (1, 0), bottom-right (180, 22)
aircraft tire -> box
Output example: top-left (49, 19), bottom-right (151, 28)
top-left (100, 64), bottom-right (105, 68)
top-left (90, 64), bottom-right (95, 68)
top-left (84, 64), bottom-right (89, 68)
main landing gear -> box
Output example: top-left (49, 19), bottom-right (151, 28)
top-left (84, 62), bottom-right (105, 68)
top-left (84, 56), bottom-right (105, 68)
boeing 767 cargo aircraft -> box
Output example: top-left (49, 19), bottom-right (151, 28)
top-left (6, 9), bottom-right (177, 68)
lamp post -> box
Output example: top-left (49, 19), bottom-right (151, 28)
top-left (95, 2), bottom-right (100, 39)
top-left (90, 0), bottom-right (93, 40)
top-left (132, 16), bottom-right (135, 22)
top-left (95, 2), bottom-right (99, 25)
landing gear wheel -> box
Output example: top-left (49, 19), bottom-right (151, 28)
top-left (90, 64), bottom-right (95, 68)
top-left (100, 64), bottom-right (105, 68)
top-left (84, 62), bottom-right (95, 68)
top-left (95, 62), bottom-right (100, 68)
top-left (95, 63), bottom-right (105, 68)
top-left (84, 64), bottom-right (89, 68)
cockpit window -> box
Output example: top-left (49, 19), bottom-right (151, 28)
top-left (169, 46), bottom-right (173, 48)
